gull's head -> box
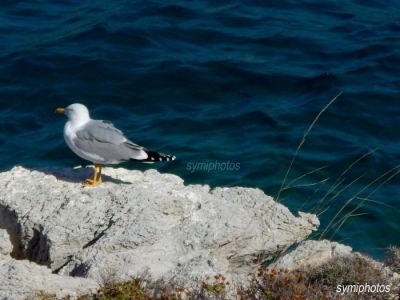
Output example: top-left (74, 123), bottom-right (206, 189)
top-left (55, 103), bottom-right (90, 124)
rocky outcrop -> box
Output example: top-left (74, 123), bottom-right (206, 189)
top-left (0, 166), bottom-right (320, 299)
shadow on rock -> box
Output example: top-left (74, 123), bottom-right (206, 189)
top-left (36, 167), bottom-right (131, 185)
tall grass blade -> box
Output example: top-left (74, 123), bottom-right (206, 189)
top-left (276, 92), bottom-right (343, 202)
top-left (320, 164), bottom-right (400, 239)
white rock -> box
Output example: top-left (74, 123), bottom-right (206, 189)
top-left (271, 239), bottom-right (353, 270)
top-left (0, 258), bottom-right (98, 300)
top-left (0, 166), bottom-right (319, 298)
top-left (0, 229), bottom-right (12, 257)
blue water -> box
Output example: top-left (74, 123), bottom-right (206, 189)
top-left (0, 1), bottom-right (399, 258)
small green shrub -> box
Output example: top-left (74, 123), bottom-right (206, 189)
top-left (200, 274), bottom-right (228, 299)
top-left (95, 277), bottom-right (151, 300)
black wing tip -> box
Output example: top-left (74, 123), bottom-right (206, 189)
top-left (144, 151), bottom-right (176, 162)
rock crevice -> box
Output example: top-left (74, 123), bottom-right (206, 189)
top-left (0, 204), bottom-right (23, 259)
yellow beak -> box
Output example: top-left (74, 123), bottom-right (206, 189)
top-left (55, 107), bottom-right (65, 114)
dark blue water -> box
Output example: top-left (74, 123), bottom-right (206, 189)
top-left (0, 1), bottom-right (399, 258)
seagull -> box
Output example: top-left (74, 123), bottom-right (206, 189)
top-left (55, 103), bottom-right (175, 186)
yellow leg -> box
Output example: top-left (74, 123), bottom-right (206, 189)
top-left (83, 164), bottom-right (103, 187)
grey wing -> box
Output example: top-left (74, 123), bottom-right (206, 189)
top-left (76, 120), bottom-right (126, 144)
top-left (74, 120), bottom-right (148, 163)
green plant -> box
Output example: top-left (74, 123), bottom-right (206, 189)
top-left (95, 277), bottom-right (152, 300)
top-left (200, 274), bottom-right (228, 299)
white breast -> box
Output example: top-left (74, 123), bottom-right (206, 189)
top-left (64, 121), bottom-right (77, 151)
